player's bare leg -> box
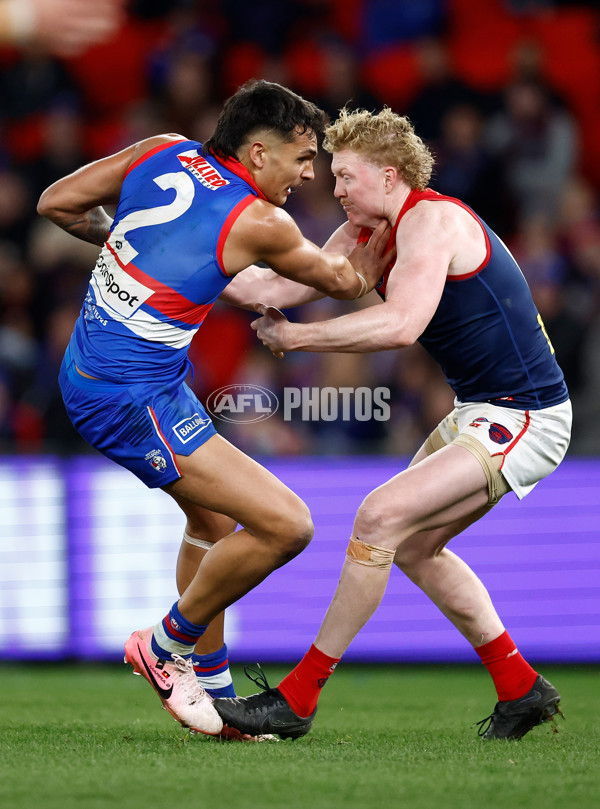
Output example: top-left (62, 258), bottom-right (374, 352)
top-left (391, 442), bottom-right (500, 645)
top-left (166, 434), bottom-right (314, 624)
top-left (391, 513), bottom-right (562, 739)
top-left (213, 445), bottom-right (493, 738)
top-left (170, 504), bottom-right (275, 740)
top-left (124, 433), bottom-right (313, 735)
top-left (176, 539), bottom-right (226, 652)
top-left (220, 442), bottom-right (558, 740)
top-left (171, 500), bottom-right (236, 658)
top-left (313, 445), bottom-right (552, 728)
top-left (171, 503), bottom-right (237, 693)
top-left (313, 444), bottom-right (493, 657)
top-left (213, 442), bottom-right (561, 740)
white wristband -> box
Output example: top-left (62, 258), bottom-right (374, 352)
top-left (354, 272), bottom-right (368, 299)
top-left (5, 0), bottom-right (36, 42)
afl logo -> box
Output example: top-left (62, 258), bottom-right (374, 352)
top-left (206, 384), bottom-right (279, 424)
top-left (489, 422), bottom-right (513, 444)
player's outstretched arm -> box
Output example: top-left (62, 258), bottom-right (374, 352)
top-left (37, 134), bottom-right (184, 246)
top-left (252, 205), bottom-right (453, 355)
top-left (223, 201), bottom-right (391, 301)
top-left (220, 222), bottom-right (363, 310)
top-left (219, 265), bottom-right (325, 310)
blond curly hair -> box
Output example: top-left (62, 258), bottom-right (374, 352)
top-left (323, 107), bottom-right (434, 191)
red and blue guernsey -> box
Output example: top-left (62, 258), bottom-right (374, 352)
top-left (69, 139), bottom-right (264, 383)
top-left (366, 188), bottom-right (568, 410)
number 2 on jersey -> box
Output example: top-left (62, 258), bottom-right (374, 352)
top-left (108, 172), bottom-right (196, 265)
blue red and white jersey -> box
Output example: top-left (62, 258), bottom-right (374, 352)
top-left (69, 139), bottom-right (265, 383)
top-left (363, 188), bottom-right (568, 409)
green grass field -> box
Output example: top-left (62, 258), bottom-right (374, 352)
top-left (1, 663), bottom-right (598, 809)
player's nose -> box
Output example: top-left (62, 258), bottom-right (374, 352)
top-left (301, 163), bottom-right (315, 181)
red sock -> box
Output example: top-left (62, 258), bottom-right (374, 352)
top-left (475, 630), bottom-right (538, 701)
top-left (278, 644), bottom-right (341, 717)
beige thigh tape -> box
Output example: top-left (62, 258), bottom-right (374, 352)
top-left (453, 434), bottom-right (511, 505)
top-left (346, 537), bottom-right (395, 570)
top-left (424, 426), bottom-right (510, 506)
top-left (424, 425), bottom-right (447, 456)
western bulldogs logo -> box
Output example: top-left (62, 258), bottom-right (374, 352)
top-left (145, 449), bottom-right (167, 472)
top-left (489, 422), bottom-right (513, 444)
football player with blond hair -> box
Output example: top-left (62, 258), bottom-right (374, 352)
top-left (214, 107), bottom-right (572, 742)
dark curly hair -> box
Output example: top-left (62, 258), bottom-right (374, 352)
top-left (203, 79), bottom-right (328, 159)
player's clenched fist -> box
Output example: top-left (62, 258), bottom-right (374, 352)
top-left (251, 304), bottom-right (289, 358)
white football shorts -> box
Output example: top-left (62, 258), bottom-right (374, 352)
top-left (434, 398), bottom-right (572, 500)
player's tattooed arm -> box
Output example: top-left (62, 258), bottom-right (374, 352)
top-left (37, 134), bottom-right (183, 246)
top-left (50, 207), bottom-right (114, 247)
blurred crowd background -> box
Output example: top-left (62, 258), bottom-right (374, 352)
top-left (1, 0), bottom-right (600, 458)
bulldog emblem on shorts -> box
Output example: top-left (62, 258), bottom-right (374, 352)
top-left (145, 449), bottom-right (167, 472)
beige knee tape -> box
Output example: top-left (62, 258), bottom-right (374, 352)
top-left (452, 434), bottom-right (511, 506)
top-left (346, 537), bottom-right (395, 570)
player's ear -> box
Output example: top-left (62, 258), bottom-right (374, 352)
top-left (248, 141), bottom-right (266, 169)
top-left (383, 167), bottom-right (396, 190)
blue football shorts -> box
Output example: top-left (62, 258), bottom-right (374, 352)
top-left (59, 347), bottom-right (218, 488)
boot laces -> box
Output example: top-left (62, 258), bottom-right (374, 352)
top-left (171, 654), bottom-right (210, 705)
top-left (474, 713), bottom-right (494, 736)
top-left (243, 663), bottom-right (271, 692)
